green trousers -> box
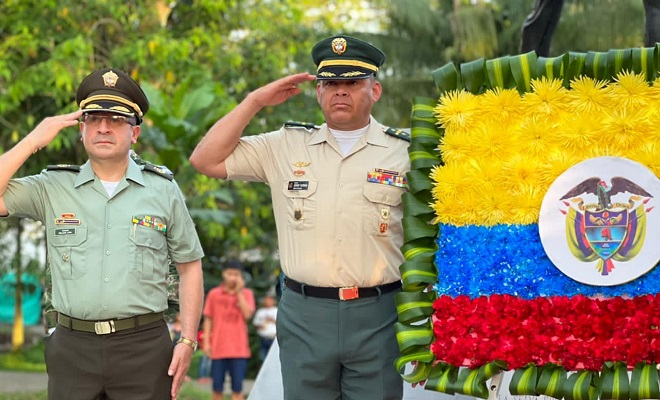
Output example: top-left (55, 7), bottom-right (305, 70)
top-left (277, 287), bottom-right (403, 400)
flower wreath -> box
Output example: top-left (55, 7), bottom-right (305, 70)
top-left (397, 45), bottom-right (660, 400)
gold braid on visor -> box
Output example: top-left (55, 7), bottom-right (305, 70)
top-left (79, 94), bottom-right (143, 117)
top-left (317, 59), bottom-right (378, 72)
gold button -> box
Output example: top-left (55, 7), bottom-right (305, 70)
top-left (62, 254), bottom-right (69, 262)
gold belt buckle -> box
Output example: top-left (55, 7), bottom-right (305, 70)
top-left (94, 320), bottom-right (116, 335)
top-left (339, 286), bottom-right (359, 301)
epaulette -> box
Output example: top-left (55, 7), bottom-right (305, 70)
top-left (141, 162), bottom-right (174, 181)
top-left (130, 150), bottom-right (174, 180)
top-left (384, 127), bottom-right (411, 142)
top-left (47, 164), bottom-right (81, 172)
top-left (284, 121), bottom-right (320, 131)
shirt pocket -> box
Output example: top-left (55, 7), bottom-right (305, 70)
top-left (363, 184), bottom-right (403, 237)
top-left (128, 226), bottom-right (168, 282)
top-left (281, 180), bottom-right (318, 230)
top-left (48, 227), bottom-right (88, 280)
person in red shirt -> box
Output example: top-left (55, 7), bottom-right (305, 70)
top-left (202, 260), bottom-right (255, 400)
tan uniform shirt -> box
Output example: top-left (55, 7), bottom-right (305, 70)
top-left (226, 116), bottom-right (409, 287)
top-left (3, 159), bottom-right (204, 320)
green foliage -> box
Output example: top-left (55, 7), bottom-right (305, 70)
top-left (552, 0), bottom-right (644, 53)
top-left (0, 341), bottom-right (45, 372)
top-left (0, 392), bottom-right (48, 400)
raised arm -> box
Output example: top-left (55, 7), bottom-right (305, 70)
top-left (0, 110), bottom-right (82, 216)
top-left (189, 72), bottom-right (316, 179)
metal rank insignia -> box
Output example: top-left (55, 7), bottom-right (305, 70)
top-left (367, 168), bottom-right (407, 188)
top-left (294, 208), bottom-right (303, 220)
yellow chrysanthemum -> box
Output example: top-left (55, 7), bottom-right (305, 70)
top-left (509, 186), bottom-right (545, 225)
top-left (431, 200), bottom-right (452, 225)
top-left (607, 71), bottom-right (654, 111)
top-left (554, 112), bottom-right (605, 153)
top-left (644, 112), bottom-right (660, 143)
top-left (453, 195), bottom-right (482, 226)
top-left (500, 155), bottom-right (542, 193)
top-left (478, 87), bottom-right (525, 127)
top-left (521, 77), bottom-right (568, 119)
top-left (627, 142), bottom-right (660, 174)
top-left (566, 76), bottom-right (611, 113)
top-left (432, 193), bottom-right (481, 226)
top-left (601, 107), bottom-right (653, 152)
top-left (649, 76), bottom-right (660, 101)
top-left (439, 129), bottom-right (479, 164)
top-left (434, 90), bottom-right (479, 130)
top-left (469, 123), bottom-right (519, 162)
top-left (430, 163), bottom-right (475, 202)
top-left (514, 116), bottom-right (557, 158)
top-left (476, 182), bottom-right (514, 226)
top-left (539, 149), bottom-right (582, 185)
top-left (465, 159), bottom-right (505, 188)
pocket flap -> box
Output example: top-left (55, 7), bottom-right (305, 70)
top-left (363, 183), bottom-right (403, 206)
top-left (129, 226), bottom-right (166, 250)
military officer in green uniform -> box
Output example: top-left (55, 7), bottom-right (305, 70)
top-left (0, 68), bottom-right (204, 400)
top-left (190, 35), bottom-right (409, 400)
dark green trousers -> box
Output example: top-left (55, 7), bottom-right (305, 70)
top-left (277, 287), bottom-right (403, 400)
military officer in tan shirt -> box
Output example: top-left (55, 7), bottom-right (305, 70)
top-left (190, 35), bottom-right (409, 400)
top-left (0, 68), bottom-right (204, 400)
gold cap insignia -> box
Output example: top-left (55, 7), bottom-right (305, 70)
top-left (331, 38), bottom-right (347, 55)
top-left (292, 161), bottom-right (311, 167)
top-left (102, 70), bottom-right (119, 87)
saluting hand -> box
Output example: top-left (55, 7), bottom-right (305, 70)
top-left (246, 72), bottom-right (316, 108)
top-left (26, 110), bottom-right (83, 152)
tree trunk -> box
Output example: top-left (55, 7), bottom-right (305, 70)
top-left (11, 220), bottom-right (24, 352)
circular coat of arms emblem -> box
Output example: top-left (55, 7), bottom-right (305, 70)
top-left (539, 156), bottom-right (660, 286)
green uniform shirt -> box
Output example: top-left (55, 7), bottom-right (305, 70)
top-left (3, 159), bottom-right (204, 320)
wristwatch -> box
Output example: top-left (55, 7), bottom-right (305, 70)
top-left (177, 336), bottom-right (198, 351)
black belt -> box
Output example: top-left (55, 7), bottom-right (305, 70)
top-left (57, 312), bottom-right (164, 335)
top-left (285, 278), bottom-right (401, 300)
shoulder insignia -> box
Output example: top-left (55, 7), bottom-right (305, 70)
top-left (141, 162), bottom-right (174, 181)
top-left (284, 121), bottom-right (320, 131)
top-left (384, 127), bottom-right (411, 142)
top-left (46, 164), bottom-right (81, 172)
top-left (130, 150), bottom-right (174, 180)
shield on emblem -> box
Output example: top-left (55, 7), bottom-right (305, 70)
top-left (583, 209), bottom-right (629, 260)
